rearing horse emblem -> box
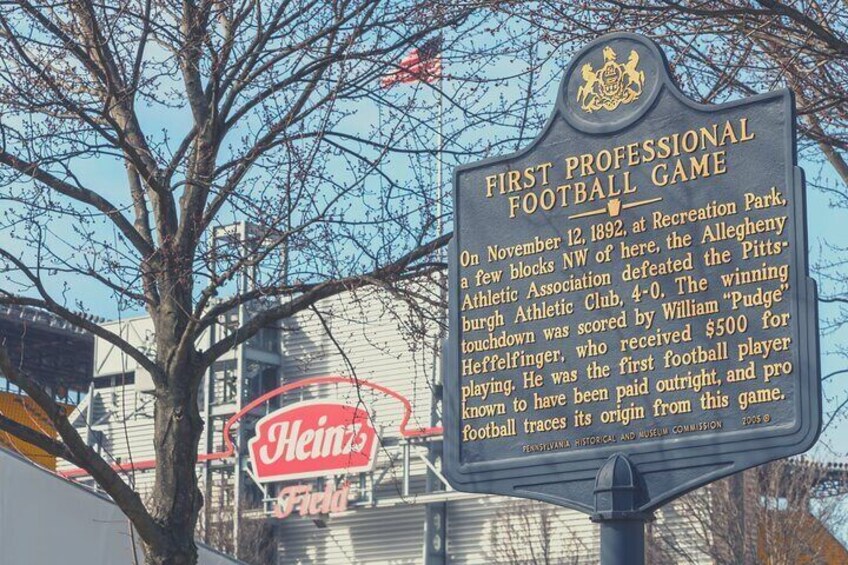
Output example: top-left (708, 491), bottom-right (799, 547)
top-left (577, 46), bottom-right (645, 113)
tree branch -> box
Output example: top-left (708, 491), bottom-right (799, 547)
top-left (0, 412), bottom-right (81, 466)
top-left (200, 232), bottom-right (451, 367)
top-left (0, 150), bottom-right (155, 258)
top-left (0, 259), bottom-right (158, 378)
top-left (0, 346), bottom-right (166, 548)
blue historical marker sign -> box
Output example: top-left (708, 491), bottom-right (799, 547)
top-left (443, 33), bottom-right (821, 516)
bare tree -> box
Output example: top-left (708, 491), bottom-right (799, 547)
top-left (0, 2), bottom-right (556, 563)
top-left (3, 3), bottom-right (843, 563)
top-left (486, 500), bottom-right (591, 564)
top-left (651, 459), bottom-right (848, 565)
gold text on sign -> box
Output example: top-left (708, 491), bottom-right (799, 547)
top-left (482, 118), bottom-right (754, 219)
top-left (577, 46), bottom-right (645, 113)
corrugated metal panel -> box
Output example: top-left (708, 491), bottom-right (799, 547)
top-left (279, 289), bottom-right (438, 434)
top-left (94, 317), bottom-right (212, 378)
top-left (276, 504), bottom-right (426, 564)
top-left (446, 496), bottom-right (598, 564)
top-left (260, 290), bottom-right (439, 563)
top-left (95, 317), bottom-right (156, 376)
top-left (651, 497), bottom-right (713, 564)
top-left (275, 291), bottom-right (439, 497)
top-left (57, 384), bottom-right (169, 499)
top-left (91, 385), bottom-right (157, 461)
top-left (265, 290), bottom-right (442, 528)
top-left (445, 495), bottom-right (715, 564)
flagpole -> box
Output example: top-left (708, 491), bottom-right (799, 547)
top-left (434, 38), bottom-right (447, 385)
top-left (426, 38), bottom-right (448, 565)
top-left (432, 41), bottom-right (447, 397)
top-left (435, 62), bottom-right (444, 245)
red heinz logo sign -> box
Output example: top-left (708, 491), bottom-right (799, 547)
top-left (248, 401), bottom-right (379, 482)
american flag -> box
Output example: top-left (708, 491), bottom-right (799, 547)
top-left (381, 37), bottom-right (442, 88)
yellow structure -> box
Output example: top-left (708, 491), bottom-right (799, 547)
top-left (0, 392), bottom-right (64, 470)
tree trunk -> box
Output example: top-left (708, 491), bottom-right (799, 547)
top-left (144, 542), bottom-right (198, 565)
top-left (144, 369), bottom-right (205, 565)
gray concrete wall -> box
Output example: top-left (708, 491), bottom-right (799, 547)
top-left (0, 445), bottom-right (242, 565)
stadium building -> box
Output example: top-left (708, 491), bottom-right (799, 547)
top-left (53, 287), bottom-right (708, 564)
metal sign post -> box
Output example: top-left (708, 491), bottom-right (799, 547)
top-left (592, 454), bottom-right (649, 565)
top-left (443, 32), bottom-right (821, 562)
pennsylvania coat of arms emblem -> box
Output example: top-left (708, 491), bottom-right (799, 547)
top-left (577, 46), bottom-right (645, 113)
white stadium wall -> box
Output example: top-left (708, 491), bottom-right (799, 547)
top-left (53, 288), bottom-right (711, 564)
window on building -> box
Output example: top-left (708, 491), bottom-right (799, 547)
top-left (94, 372), bottom-right (135, 389)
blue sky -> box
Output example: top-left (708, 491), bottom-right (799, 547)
top-left (802, 169), bottom-right (848, 458)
